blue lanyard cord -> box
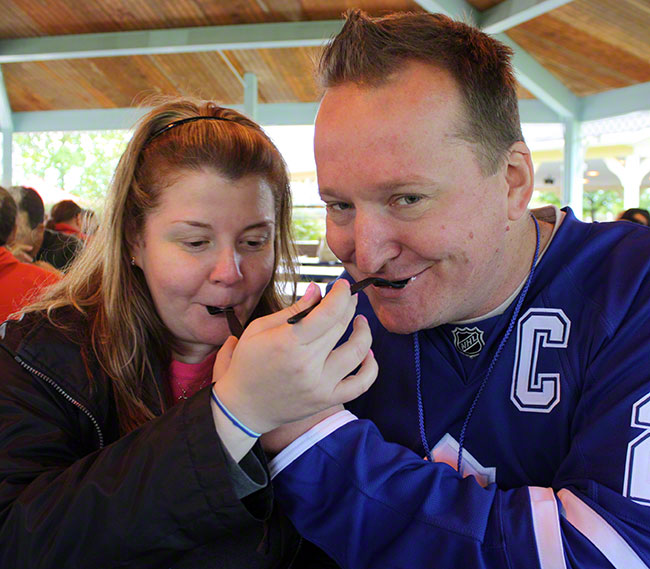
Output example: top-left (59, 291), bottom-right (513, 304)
top-left (414, 214), bottom-right (541, 474)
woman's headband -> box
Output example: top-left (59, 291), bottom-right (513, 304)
top-left (145, 115), bottom-right (234, 145)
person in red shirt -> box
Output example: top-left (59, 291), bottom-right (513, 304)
top-left (0, 186), bottom-right (59, 322)
top-left (46, 199), bottom-right (86, 239)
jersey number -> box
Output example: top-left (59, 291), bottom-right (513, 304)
top-left (624, 393), bottom-right (650, 506)
top-left (510, 308), bottom-right (570, 413)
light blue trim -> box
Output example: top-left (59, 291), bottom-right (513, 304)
top-left (244, 73), bottom-right (258, 121)
top-left (481, 0), bottom-right (575, 34)
top-left (12, 103), bottom-right (321, 132)
top-left (581, 82), bottom-right (650, 122)
top-left (0, 20), bottom-right (344, 63)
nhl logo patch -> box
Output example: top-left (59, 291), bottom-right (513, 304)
top-left (451, 326), bottom-right (485, 358)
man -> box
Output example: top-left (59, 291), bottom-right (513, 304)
top-left (266, 11), bottom-right (650, 568)
top-left (9, 185), bottom-right (82, 271)
top-left (0, 187), bottom-right (59, 322)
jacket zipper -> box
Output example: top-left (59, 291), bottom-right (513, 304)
top-left (15, 355), bottom-right (105, 449)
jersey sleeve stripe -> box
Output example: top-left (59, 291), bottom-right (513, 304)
top-left (269, 410), bottom-right (357, 479)
top-left (528, 486), bottom-right (567, 569)
top-left (558, 489), bottom-right (648, 569)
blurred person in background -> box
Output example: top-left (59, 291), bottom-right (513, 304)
top-left (47, 198), bottom-right (86, 240)
top-left (617, 207), bottom-right (650, 226)
top-left (0, 186), bottom-right (59, 322)
top-left (9, 185), bottom-right (81, 273)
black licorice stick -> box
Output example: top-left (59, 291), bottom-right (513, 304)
top-left (206, 306), bottom-right (244, 338)
top-left (224, 308), bottom-right (244, 339)
top-left (287, 277), bottom-right (410, 325)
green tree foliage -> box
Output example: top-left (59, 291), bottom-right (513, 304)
top-left (532, 190), bottom-right (561, 208)
top-left (640, 187), bottom-right (650, 210)
top-left (292, 207), bottom-right (326, 241)
top-left (583, 188), bottom-right (623, 222)
top-left (13, 131), bottom-right (130, 212)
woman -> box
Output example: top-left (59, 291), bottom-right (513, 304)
top-left (0, 98), bottom-right (375, 568)
top-left (46, 199), bottom-right (85, 239)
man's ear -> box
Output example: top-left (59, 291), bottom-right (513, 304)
top-left (505, 141), bottom-right (534, 221)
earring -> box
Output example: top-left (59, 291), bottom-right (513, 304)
top-left (130, 256), bottom-right (136, 266)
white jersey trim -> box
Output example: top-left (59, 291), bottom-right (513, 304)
top-left (558, 489), bottom-right (648, 569)
top-left (268, 410), bottom-right (357, 480)
top-left (529, 487), bottom-right (567, 569)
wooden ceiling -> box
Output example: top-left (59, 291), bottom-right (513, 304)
top-left (0, 0), bottom-right (649, 119)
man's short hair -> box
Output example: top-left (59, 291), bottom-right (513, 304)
top-left (0, 186), bottom-right (17, 246)
top-left (9, 186), bottom-right (45, 230)
top-left (318, 10), bottom-right (523, 175)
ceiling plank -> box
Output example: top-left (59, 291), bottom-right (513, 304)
top-left (0, 20), bottom-right (343, 64)
top-left (480, 0), bottom-right (576, 34)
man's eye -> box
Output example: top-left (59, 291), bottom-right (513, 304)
top-left (395, 195), bottom-right (422, 206)
top-left (184, 240), bottom-right (208, 249)
top-left (327, 202), bottom-right (352, 212)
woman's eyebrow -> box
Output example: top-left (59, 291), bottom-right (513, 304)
top-left (171, 220), bottom-right (212, 228)
top-left (171, 220), bottom-right (275, 230)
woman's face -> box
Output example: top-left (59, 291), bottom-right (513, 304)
top-left (132, 168), bottom-right (276, 363)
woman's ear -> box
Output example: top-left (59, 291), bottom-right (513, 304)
top-left (505, 141), bottom-right (535, 221)
top-left (130, 239), bottom-right (143, 268)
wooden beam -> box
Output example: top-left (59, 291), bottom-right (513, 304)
top-left (0, 20), bottom-right (343, 64)
top-left (481, 0), bottom-right (575, 34)
top-left (12, 103), bottom-right (321, 132)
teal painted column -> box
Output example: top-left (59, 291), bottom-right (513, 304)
top-left (562, 117), bottom-right (583, 219)
top-left (0, 65), bottom-right (13, 188)
top-left (244, 73), bottom-right (258, 122)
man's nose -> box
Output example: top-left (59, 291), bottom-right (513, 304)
top-left (208, 247), bottom-right (243, 285)
top-left (353, 211), bottom-right (400, 275)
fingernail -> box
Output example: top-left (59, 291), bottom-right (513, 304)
top-left (304, 282), bottom-right (318, 299)
top-left (369, 348), bottom-right (374, 358)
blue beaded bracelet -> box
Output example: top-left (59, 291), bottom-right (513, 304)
top-left (210, 389), bottom-right (262, 438)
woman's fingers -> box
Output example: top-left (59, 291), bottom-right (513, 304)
top-left (285, 279), bottom-right (358, 345)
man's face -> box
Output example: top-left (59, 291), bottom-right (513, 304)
top-left (315, 62), bottom-right (515, 334)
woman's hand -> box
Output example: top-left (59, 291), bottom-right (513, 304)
top-left (212, 279), bottom-right (377, 435)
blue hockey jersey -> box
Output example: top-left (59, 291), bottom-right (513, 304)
top-left (270, 208), bottom-right (650, 568)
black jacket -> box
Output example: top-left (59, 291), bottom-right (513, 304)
top-left (36, 229), bottom-right (83, 271)
top-left (0, 309), bottom-right (310, 568)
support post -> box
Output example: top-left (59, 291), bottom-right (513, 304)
top-left (0, 65), bottom-right (13, 188)
top-left (562, 118), bottom-right (583, 219)
top-left (244, 73), bottom-right (258, 122)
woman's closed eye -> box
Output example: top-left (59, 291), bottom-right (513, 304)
top-left (183, 239), bottom-right (210, 250)
top-left (240, 234), bottom-right (271, 250)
